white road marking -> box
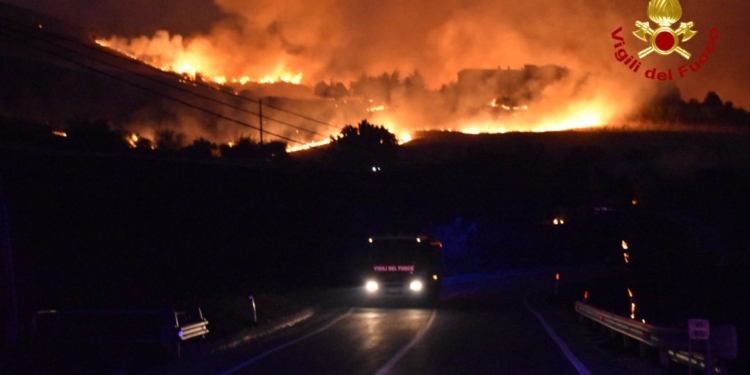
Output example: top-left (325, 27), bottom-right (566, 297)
top-left (216, 307), bottom-right (355, 375)
top-left (373, 309), bottom-right (438, 375)
top-left (525, 300), bottom-right (592, 375)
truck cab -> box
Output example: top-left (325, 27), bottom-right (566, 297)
top-left (362, 235), bottom-right (442, 302)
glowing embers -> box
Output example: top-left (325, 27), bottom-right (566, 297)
top-left (622, 240), bottom-right (630, 264)
top-left (126, 133), bottom-right (139, 148)
top-left (628, 288), bottom-right (637, 320)
top-left (367, 105), bottom-right (385, 113)
top-left (491, 99), bottom-right (529, 111)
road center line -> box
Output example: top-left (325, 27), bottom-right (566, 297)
top-left (374, 309), bottom-right (438, 375)
top-left (525, 299), bottom-right (592, 375)
top-left (216, 307), bottom-right (355, 375)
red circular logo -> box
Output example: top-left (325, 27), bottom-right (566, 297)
top-left (654, 31), bottom-right (675, 51)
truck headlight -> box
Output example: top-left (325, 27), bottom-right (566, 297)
top-left (365, 280), bottom-right (379, 292)
top-left (409, 280), bottom-right (423, 291)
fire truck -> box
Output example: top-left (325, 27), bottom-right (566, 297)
top-left (362, 235), bottom-right (442, 301)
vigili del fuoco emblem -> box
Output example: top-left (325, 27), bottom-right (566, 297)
top-left (633, 0), bottom-right (697, 59)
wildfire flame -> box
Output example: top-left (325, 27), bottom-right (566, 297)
top-left (126, 133), bottom-right (139, 148)
top-left (285, 127), bottom-right (412, 153)
top-left (94, 30), bottom-right (616, 152)
top-left (397, 133), bottom-right (412, 145)
top-left (455, 107), bottom-right (604, 135)
top-left (95, 37), bottom-right (303, 86)
top-left (286, 138), bottom-right (331, 153)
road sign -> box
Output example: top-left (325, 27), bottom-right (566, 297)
top-left (688, 319), bottom-right (710, 340)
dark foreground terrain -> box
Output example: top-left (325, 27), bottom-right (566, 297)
top-left (1, 129), bottom-right (749, 373)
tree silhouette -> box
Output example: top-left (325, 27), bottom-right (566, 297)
top-left (329, 120), bottom-right (398, 167)
top-left (155, 129), bottom-right (186, 152)
top-left (219, 138), bottom-right (289, 162)
top-left (262, 141), bottom-right (290, 162)
top-left (65, 120), bottom-right (129, 152)
top-left (220, 137), bottom-right (261, 159)
top-left (636, 89), bottom-right (750, 125)
top-left (134, 137), bottom-right (153, 150)
top-left (350, 72), bottom-right (401, 104)
top-left (314, 80), bottom-right (349, 100)
top-left (703, 91), bottom-right (722, 108)
top-left (181, 138), bottom-right (218, 159)
top-left (0, 116), bottom-right (54, 148)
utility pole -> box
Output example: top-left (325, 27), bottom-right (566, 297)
top-left (259, 99), bottom-right (264, 146)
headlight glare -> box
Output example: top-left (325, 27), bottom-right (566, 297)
top-left (409, 280), bottom-right (423, 291)
top-left (365, 280), bottom-right (379, 292)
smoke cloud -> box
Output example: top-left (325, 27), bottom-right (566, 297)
top-left (103, 0), bottom-right (631, 86)
top-left (6, 0), bottom-right (748, 146)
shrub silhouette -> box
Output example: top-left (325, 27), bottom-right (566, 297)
top-left (329, 120), bottom-right (398, 167)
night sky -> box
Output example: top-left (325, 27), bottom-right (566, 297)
top-left (5, 0), bottom-right (749, 110)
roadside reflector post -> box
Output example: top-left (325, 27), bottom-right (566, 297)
top-left (248, 295), bottom-right (257, 324)
top-left (554, 273), bottom-right (560, 298)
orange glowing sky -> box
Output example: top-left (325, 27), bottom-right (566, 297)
top-left (5, 0), bottom-right (749, 146)
top-left (8, 0), bottom-right (747, 109)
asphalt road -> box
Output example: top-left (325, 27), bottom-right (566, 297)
top-left (187, 270), bottom-right (590, 375)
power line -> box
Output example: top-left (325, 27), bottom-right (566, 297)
top-left (1, 17), bottom-right (420, 162)
top-left (0, 16), bottom-right (337, 139)
top-left (1, 14), bottom-right (340, 131)
top-left (0, 23), bottom-right (314, 146)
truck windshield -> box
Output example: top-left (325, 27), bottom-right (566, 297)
top-left (369, 240), bottom-right (429, 263)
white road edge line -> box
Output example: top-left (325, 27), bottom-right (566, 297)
top-left (216, 307), bottom-right (355, 375)
top-left (525, 299), bottom-right (592, 375)
top-left (374, 309), bottom-right (438, 375)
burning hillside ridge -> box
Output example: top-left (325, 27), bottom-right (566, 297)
top-left (83, 0), bottom-right (656, 147)
top-left (93, 34), bottom-right (627, 150)
top-left (3, 0), bottom-right (748, 152)
top-left (18, 0), bottom-right (743, 153)
top-left (95, 34), bottom-right (303, 86)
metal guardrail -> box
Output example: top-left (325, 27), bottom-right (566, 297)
top-left (575, 301), bottom-right (736, 375)
top-left (176, 308), bottom-right (210, 341)
top-left (31, 307), bottom-right (209, 360)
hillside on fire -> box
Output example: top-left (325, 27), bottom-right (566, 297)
top-left (2, 1), bottom-right (749, 156)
